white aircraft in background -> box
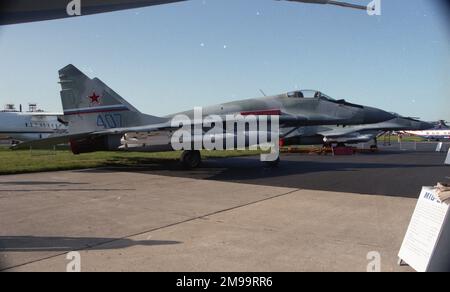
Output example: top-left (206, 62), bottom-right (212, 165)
top-left (405, 120), bottom-right (450, 141)
top-left (0, 104), bottom-right (67, 143)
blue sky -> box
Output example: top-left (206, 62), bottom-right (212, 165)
top-left (0, 0), bottom-right (449, 121)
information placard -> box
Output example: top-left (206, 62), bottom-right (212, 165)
top-left (398, 187), bottom-right (450, 272)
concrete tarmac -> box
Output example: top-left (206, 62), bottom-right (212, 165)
top-left (1, 144), bottom-right (448, 272)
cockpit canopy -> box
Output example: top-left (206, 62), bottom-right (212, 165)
top-left (286, 90), bottom-right (335, 101)
top-left (286, 90), bottom-right (364, 109)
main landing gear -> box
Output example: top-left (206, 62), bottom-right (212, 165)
top-left (180, 150), bottom-right (281, 169)
top-left (370, 138), bottom-right (378, 152)
top-left (180, 150), bottom-right (202, 169)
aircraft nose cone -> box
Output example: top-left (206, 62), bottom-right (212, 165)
top-left (363, 107), bottom-right (394, 124)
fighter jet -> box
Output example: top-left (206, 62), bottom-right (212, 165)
top-left (13, 65), bottom-right (393, 168)
top-left (0, 105), bottom-right (67, 143)
top-left (0, 0), bottom-right (373, 25)
top-left (282, 114), bottom-right (434, 148)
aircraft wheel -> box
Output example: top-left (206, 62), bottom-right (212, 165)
top-left (180, 150), bottom-right (202, 169)
top-left (263, 157), bottom-right (280, 168)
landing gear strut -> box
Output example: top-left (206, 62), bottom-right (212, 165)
top-left (180, 150), bottom-right (202, 169)
top-left (370, 138), bottom-right (378, 152)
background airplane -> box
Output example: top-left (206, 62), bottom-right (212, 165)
top-left (14, 64), bottom-right (393, 168)
top-left (0, 0), bottom-right (373, 25)
top-left (0, 104), bottom-right (67, 143)
top-left (282, 114), bottom-right (434, 148)
top-left (405, 120), bottom-right (450, 141)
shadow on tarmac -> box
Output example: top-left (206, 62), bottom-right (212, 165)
top-left (0, 235), bottom-right (181, 252)
top-left (82, 151), bottom-right (450, 198)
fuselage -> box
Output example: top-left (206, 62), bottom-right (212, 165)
top-left (0, 0), bottom-right (365, 26)
top-left (405, 129), bottom-right (450, 141)
top-left (167, 90), bottom-right (393, 127)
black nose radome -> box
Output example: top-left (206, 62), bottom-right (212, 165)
top-left (363, 107), bottom-right (394, 124)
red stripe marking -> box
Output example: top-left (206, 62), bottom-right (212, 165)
top-left (240, 109), bottom-right (281, 116)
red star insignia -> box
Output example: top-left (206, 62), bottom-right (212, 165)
top-left (88, 92), bottom-right (100, 104)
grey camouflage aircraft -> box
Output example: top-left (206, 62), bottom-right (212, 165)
top-left (0, 0), bottom-right (372, 25)
top-left (14, 65), bottom-right (394, 168)
top-left (282, 115), bottom-right (434, 148)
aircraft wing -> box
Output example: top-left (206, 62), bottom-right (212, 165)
top-left (98, 115), bottom-right (310, 136)
top-left (1, 0), bottom-right (370, 25)
top-left (12, 113), bottom-right (313, 150)
top-left (0, 0), bottom-right (187, 25)
top-left (11, 132), bottom-right (93, 149)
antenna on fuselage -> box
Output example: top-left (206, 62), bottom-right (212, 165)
top-left (259, 89), bottom-right (267, 97)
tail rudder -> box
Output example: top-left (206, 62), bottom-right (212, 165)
top-left (58, 65), bottom-right (162, 133)
top-left (438, 120), bottom-right (449, 129)
top-left (59, 64), bottom-right (138, 115)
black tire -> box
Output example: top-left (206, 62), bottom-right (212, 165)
top-left (180, 150), bottom-right (202, 169)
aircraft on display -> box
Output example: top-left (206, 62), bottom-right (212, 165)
top-left (14, 64), bottom-right (394, 168)
top-left (405, 120), bottom-right (450, 141)
top-left (0, 0), bottom-right (373, 25)
top-left (0, 104), bottom-right (67, 143)
top-left (282, 114), bottom-right (434, 148)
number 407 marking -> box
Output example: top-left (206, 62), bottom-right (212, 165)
top-left (97, 113), bottom-right (122, 129)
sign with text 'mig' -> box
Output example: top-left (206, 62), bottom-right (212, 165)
top-left (398, 187), bottom-right (450, 272)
